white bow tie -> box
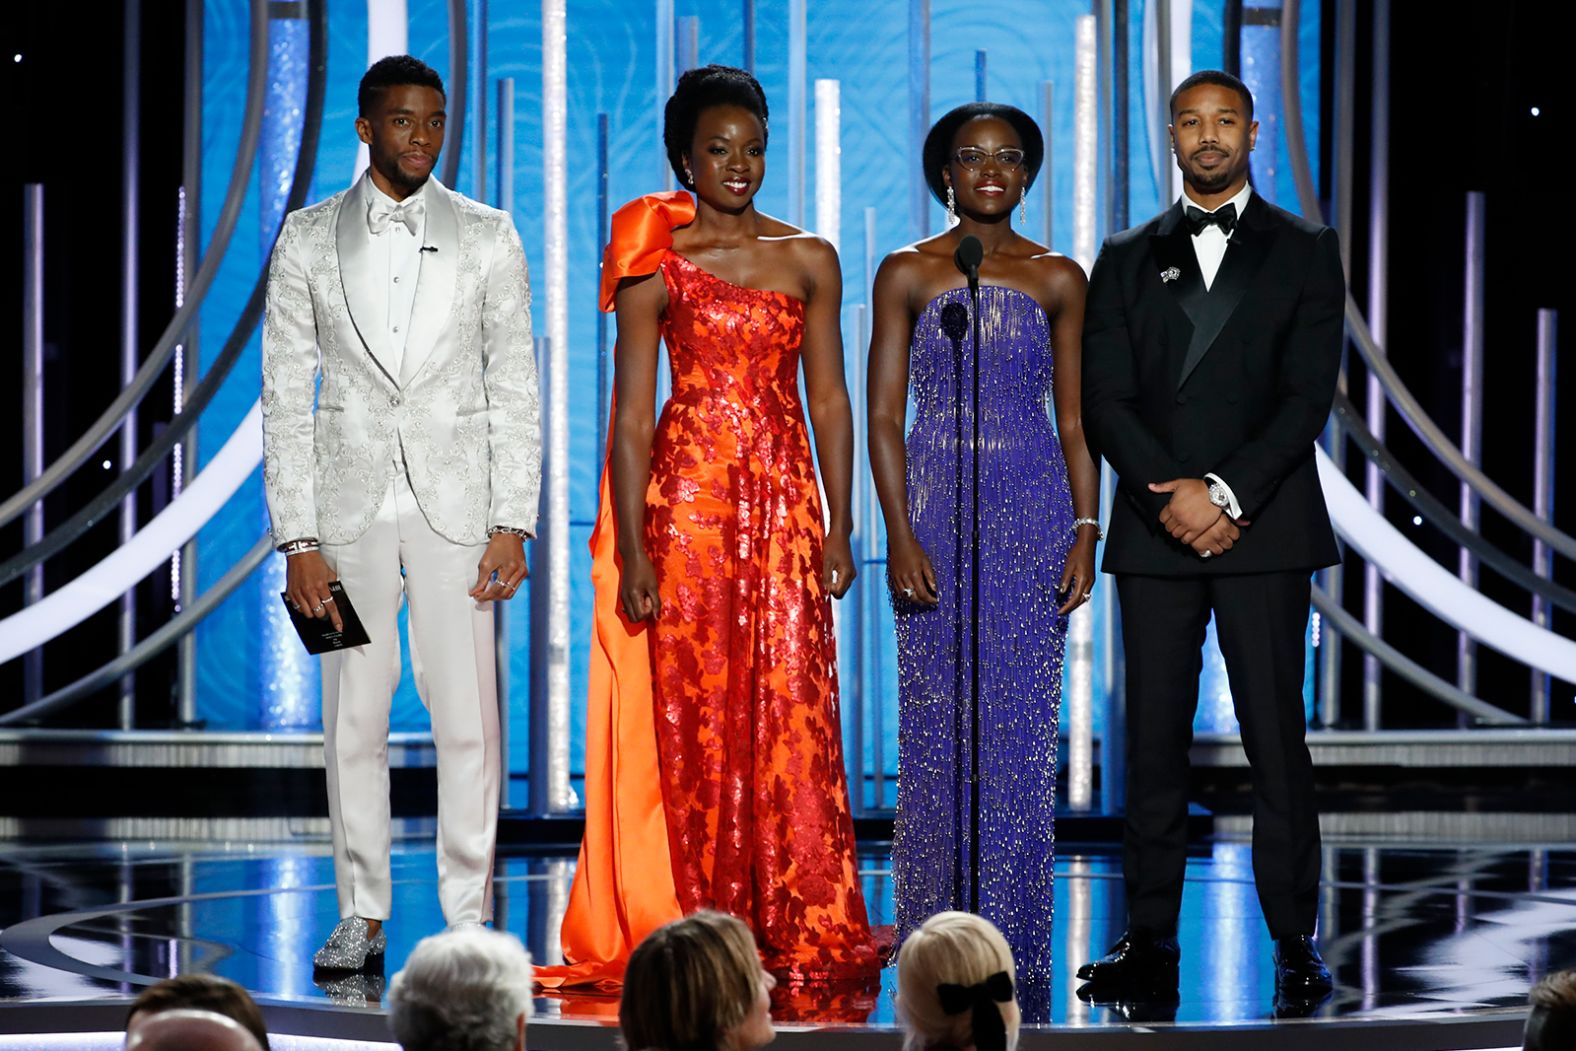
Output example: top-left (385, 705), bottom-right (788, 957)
top-left (368, 196), bottom-right (424, 236)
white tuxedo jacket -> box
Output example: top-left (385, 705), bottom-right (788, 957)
top-left (261, 175), bottom-right (541, 546)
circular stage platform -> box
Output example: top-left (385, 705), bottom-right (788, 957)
top-left (0, 838), bottom-right (1562, 1049)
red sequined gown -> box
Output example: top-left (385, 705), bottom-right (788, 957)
top-left (645, 250), bottom-right (881, 978)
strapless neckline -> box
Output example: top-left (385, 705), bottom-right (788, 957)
top-left (917, 284), bottom-right (1048, 325)
top-left (665, 250), bottom-right (807, 309)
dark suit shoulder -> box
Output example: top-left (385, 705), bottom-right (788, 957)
top-left (1253, 195), bottom-right (1330, 240)
top-left (1106, 210), bottom-right (1169, 249)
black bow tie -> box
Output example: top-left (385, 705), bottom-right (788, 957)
top-left (1185, 201), bottom-right (1238, 236)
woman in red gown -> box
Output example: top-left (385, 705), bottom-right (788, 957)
top-left (536, 64), bottom-right (881, 990)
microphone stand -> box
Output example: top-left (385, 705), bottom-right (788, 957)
top-left (966, 256), bottom-right (981, 917)
top-left (951, 234), bottom-right (984, 917)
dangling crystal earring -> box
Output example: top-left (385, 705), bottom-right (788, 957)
top-left (1019, 189), bottom-right (1028, 225)
top-left (946, 183), bottom-right (958, 226)
top-left (683, 168), bottom-right (693, 187)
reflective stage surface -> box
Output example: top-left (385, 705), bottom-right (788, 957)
top-left (0, 838), bottom-right (1562, 1049)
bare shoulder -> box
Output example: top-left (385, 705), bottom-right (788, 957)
top-left (1025, 248), bottom-right (1089, 310)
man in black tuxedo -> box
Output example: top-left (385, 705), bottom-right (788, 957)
top-left (1078, 70), bottom-right (1343, 1000)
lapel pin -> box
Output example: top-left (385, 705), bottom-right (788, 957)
top-left (1161, 267), bottom-right (1181, 284)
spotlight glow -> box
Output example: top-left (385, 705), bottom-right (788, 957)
top-left (1531, 106), bottom-right (1541, 116)
top-left (101, 459), bottom-right (112, 470)
top-left (1412, 515), bottom-right (1423, 526)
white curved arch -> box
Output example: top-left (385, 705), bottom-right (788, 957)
top-left (1318, 446), bottom-right (1576, 682)
top-left (0, 403), bottom-right (264, 665)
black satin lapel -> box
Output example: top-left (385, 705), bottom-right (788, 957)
top-left (1150, 224), bottom-right (1207, 336)
top-left (1174, 219), bottom-right (1276, 391)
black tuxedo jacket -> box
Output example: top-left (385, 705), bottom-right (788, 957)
top-left (1082, 192), bottom-right (1344, 577)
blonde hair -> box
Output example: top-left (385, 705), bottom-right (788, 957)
top-left (620, 911), bottom-right (763, 1051)
top-left (896, 912), bottom-right (1020, 1051)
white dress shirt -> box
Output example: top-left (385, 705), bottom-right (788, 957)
top-left (365, 179), bottom-right (428, 378)
top-left (1180, 181), bottom-right (1254, 519)
top-left (1183, 181), bottom-right (1252, 291)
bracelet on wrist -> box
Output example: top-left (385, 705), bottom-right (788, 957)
top-left (277, 537), bottom-right (321, 556)
top-left (487, 525), bottom-right (531, 540)
top-left (1072, 518), bottom-right (1104, 542)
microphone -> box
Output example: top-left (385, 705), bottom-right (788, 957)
top-left (954, 235), bottom-right (983, 293)
top-left (940, 302), bottom-right (969, 346)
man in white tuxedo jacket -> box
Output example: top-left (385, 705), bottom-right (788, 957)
top-left (261, 55), bottom-right (540, 970)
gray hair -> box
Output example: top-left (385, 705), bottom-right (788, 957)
top-left (388, 928), bottom-right (534, 1051)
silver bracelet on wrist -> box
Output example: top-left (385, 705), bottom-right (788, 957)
top-left (487, 525), bottom-right (531, 540)
top-left (277, 537), bottom-right (321, 555)
top-left (1072, 517), bottom-right (1104, 542)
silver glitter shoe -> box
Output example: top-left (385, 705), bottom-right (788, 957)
top-left (313, 917), bottom-right (386, 971)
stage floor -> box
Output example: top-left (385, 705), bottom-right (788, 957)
top-left (0, 836), bottom-right (1563, 1049)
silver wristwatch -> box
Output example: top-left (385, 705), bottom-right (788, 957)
top-left (1206, 479), bottom-right (1231, 510)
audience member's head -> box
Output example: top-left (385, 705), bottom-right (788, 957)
top-left (896, 912), bottom-right (1020, 1051)
top-left (621, 911), bottom-right (776, 1051)
top-left (127, 975), bottom-right (269, 1050)
top-left (388, 927), bottom-right (534, 1051)
top-left (123, 1009), bottom-right (263, 1051)
top-left (1526, 969), bottom-right (1576, 1051)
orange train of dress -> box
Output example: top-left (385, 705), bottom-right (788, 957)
top-left (535, 192), bottom-right (882, 988)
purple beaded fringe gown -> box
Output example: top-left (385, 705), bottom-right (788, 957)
top-left (892, 286), bottom-right (1073, 1019)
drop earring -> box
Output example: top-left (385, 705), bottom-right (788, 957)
top-left (946, 183), bottom-right (958, 226)
top-left (1019, 189), bottom-right (1028, 225)
top-left (683, 168), bottom-right (693, 186)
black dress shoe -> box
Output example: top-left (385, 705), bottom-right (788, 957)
top-left (1273, 935), bottom-right (1332, 996)
top-left (1074, 928), bottom-right (1180, 990)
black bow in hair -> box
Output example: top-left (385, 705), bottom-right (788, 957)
top-left (937, 970), bottom-right (1013, 1051)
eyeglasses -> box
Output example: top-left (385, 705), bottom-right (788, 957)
top-left (954, 146), bottom-right (1026, 170)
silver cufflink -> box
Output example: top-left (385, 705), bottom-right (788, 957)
top-left (1161, 267), bottom-right (1181, 284)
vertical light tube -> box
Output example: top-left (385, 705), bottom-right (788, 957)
top-left (908, 0), bottom-right (931, 239)
top-left (1162, 0), bottom-right (1191, 207)
top-left (677, 15), bottom-right (699, 74)
top-left (119, 0), bottom-right (143, 728)
top-left (22, 185), bottom-right (45, 707)
top-left (1531, 309), bottom-right (1557, 722)
top-left (1096, 0), bottom-right (1113, 237)
top-left (1111, 0), bottom-right (1129, 231)
top-left (1067, 14), bottom-right (1099, 811)
top-left (356, 0), bottom-right (409, 181)
top-left (596, 113), bottom-right (611, 468)
top-left (863, 205), bottom-right (885, 809)
top-left (1040, 81), bottom-right (1054, 249)
top-left (495, 75), bottom-right (516, 809)
top-left (473, 0), bottom-right (488, 205)
top-left (542, 0), bottom-right (573, 811)
top-left (1145, 0), bottom-right (1167, 205)
top-left (657, 0), bottom-right (674, 189)
top-left (260, 1), bottom-right (315, 731)
top-left (848, 302), bottom-right (866, 815)
top-left (742, 0), bottom-right (755, 72)
top-left (1457, 192), bottom-right (1485, 700)
top-left (496, 78), bottom-right (514, 216)
top-left (178, 0), bottom-right (203, 726)
top-left (1319, 0), bottom-right (1352, 726)
top-left (787, 0), bottom-right (807, 227)
top-left (1362, 0), bottom-right (1389, 731)
top-left (1073, 17), bottom-right (1099, 272)
top-left (974, 50), bottom-right (987, 102)
top-left (814, 80), bottom-right (840, 251)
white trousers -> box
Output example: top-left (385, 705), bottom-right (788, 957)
top-left (319, 467), bottom-right (500, 925)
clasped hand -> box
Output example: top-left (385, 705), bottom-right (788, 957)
top-left (1149, 478), bottom-right (1242, 558)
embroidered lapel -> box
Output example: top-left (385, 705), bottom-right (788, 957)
top-left (335, 174), bottom-right (400, 386)
top-left (398, 178), bottom-right (460, 387)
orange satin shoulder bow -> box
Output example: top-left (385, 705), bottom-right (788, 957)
top-left (598, 190), bottom-right (697, 312)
